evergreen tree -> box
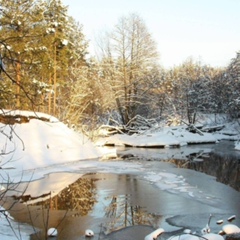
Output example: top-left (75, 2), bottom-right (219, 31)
top-left (0, 0), bottom-right (47, 109)
top-left (0, 0), bottom-right (89, 119)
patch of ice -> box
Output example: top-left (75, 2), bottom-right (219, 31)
top-left (142, 169), bottom-right (221, 206)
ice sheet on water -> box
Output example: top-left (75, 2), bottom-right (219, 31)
top-left (142, 168), bottom-right (221, 206)
top-left (9, 158), bottom-right (223, 208)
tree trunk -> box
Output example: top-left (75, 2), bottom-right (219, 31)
top-left (16, 62), bottom-right (21, 108)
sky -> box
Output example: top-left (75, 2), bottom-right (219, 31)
top-left (62, 0), bottom-right (240, 68)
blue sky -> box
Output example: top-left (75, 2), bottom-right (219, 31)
top-left (62, 0), bottom-right (240, 68)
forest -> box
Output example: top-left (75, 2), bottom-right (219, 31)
top-left (0, 0), bottom-right (240, 134)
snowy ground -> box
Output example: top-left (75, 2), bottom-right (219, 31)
top-left (0, 110), bottom-right (239, 239)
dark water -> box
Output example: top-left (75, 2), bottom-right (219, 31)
top-left (4, 140), bottom-right (240, 240)
top-left (22, 172), bottom-right (239, 240)
top-left (117, 140), bottom-right (240, 191)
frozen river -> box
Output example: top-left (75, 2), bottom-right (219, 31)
top-left (2, 140), bottom-right (240, 240)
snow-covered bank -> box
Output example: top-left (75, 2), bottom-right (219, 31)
top-left (95, 126), bottom-right (240, 149)
top-left (96, 126), bottom-right (217, 148)
top-left (95, 113), bottom-right (240, 149)
top-left (0, 110), bottom-right (102, 181)
top-left (0, 110), bottom-right (104, 239)
top-left (0, 206), bottom-right (34, 240)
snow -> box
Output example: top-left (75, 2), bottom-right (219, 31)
top-left (96, 126), bottom-right (217, 148)
top-left (0, 110), bottom-right (103, 239)
top-left (0, 110), bottom-right (101, 179)
top-left (235, 141), bottom-right (240, 150)
top-left (0, 110), bottom-right (240, 239)
top-left (95, 113), bottom-right (240, 149)
top-left (0, 206), bottom-right (34, 240)
top-left (144, 228), bottom-right (164, 240)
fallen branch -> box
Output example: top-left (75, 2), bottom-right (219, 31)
top-left (181, 120), bottom-right (204, 136)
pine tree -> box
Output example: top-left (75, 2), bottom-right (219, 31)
top-left (0, 0), bottom-right (50, 109)
top-left (0, 0), bottom-right (89, 118)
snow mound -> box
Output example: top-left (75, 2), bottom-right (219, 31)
top-left (0, 110), bottom-right (102, 179)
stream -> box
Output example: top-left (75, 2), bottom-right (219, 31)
top-left (2, 140), bottom-right (240, 240)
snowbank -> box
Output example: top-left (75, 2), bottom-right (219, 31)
top-left (0, 206), bottom-right (34, 240)
top-left (96, 126), bottom-right (217, 147)
top-left (0, 110), bottom-right (102, 181)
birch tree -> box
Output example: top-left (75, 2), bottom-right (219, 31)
top-left (98, 13), bottom-right (159, 124)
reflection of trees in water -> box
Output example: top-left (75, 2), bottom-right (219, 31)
top-left (103, 194), bottom-right (161, 234)
top-left (169, 152), bottom-right (240, 192)
top-left (33, 177), bottom-right (97, 216)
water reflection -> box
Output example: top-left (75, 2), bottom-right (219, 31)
top-left (117, 140), bottom-right (240, 192)
top-left (4, 177), bottom-right (99, 239)
top-left (103, 194), bottom-right (160, 235)
top-left (31, 177), bottom-right (97, 216)
top-left (169, 152), bottom-right (240, 192)
top-left (10, 173), bottom-right (164, 239)
top-left (4, 168), bottom-right (240, 240)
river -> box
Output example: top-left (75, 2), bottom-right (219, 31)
top-left (2, 140), bottom-right (240, 240)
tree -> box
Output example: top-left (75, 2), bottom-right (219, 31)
top-left (33, 0), bottom-right (68, 115)
top-left (0, 0), bottom-right (89, 121)
top-left (225, 52), bottom-right (240, 119)
top-left (98, 13), bottom-right (159, 124)
top-left (0, 0), bottom-right (47, 109)
top-left (204, 67), bottom-right (226, 116)
top-left (164, 59), bottom-right (221, 124)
